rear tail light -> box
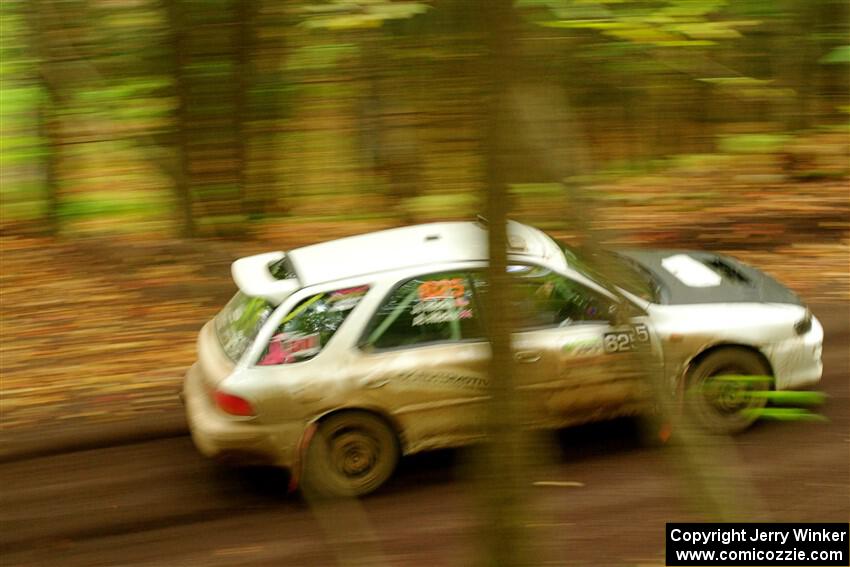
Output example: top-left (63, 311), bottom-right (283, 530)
top-left (214, 390), bottom-right (255, 417)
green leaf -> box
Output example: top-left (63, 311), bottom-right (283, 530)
top-left (820, 45), bottom-right (850, 65)
top-left (301, 1), bottom-right (429, 29)
top-left (709, 374), bottom-right (774, 384)
top-left (741, 408), bottom-right (828, 422)
top-left (717, 134), bottom-right (791, 154)
top-left (668, 21), bottom-right (741, 40)
top-left (746, 390), bottom-right (827, 406)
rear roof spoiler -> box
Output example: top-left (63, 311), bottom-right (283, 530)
top-left (231, 251), bottom-right (300, 305)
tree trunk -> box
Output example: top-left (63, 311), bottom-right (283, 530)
top-left (476, 0), bottom-right (528, 565)
top-left (29, 0), bottom-right (62, 235)
top-left (165, 0), bottom-right (194, 237)
top-left (243, 0), bottom-right (290, 220)
top-left (234, 0), bottom-right (256, 218)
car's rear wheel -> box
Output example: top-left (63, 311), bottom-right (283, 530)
top-left (302, 411), bottom-right (399, 498)
top-left (686, 347), bottom-right (771, 434)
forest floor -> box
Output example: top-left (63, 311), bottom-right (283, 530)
top-left (1, 168), bottom-right (848, 442)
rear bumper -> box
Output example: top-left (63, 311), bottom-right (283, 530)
top-left (183, 363), bottom-right (303, 469)
top-left (764, 316), bottom-right (824, 390)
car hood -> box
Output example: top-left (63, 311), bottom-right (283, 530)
top-left (615, 249), bottom-right (803, 306)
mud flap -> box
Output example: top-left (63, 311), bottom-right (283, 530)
top-left (287, 422), bottom-right (318, 493)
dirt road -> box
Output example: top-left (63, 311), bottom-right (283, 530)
top-left (1, 306), bottom-right (847, 567)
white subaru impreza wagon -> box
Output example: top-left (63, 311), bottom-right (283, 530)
top-left (183, 220), bottom-right (823, 496)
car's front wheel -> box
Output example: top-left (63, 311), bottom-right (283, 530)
top-left (302, 411), bottom-right (400, 498)
top-left (686, 347), bottom-right (771, 434)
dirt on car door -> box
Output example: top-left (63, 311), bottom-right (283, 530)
top-left (351, 270), bottom-right (492, 454)
top-left (353, 341), bottom-right (491, 454)
top-left (504, 267), bottom-right (654, 426)
top-left (546, 322), bottom-right (650, 423)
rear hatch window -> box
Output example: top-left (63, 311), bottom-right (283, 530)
top-left (215, 292), bottom-right (274, 362)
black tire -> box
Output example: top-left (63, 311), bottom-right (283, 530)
top-left (301, 411), bottom-right (399, 498)
top-left (686, 347), bottom-right (771, 434)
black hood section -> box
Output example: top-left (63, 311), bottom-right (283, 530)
top-left (615, 249), bottom-right (803, 306)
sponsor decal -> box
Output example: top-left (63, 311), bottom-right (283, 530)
top-left (603, 323), bottom-right (650, 353)
top-left (411, 297), bottom-right (473, 326)
top-left (412, 279), bottom-right (473, 327)
top-left (562, 338), bottom-right (604, 356)
top-left (258, 332), bottom-right (320, 365)
top-left (328, 285), bottom-right (369, 312)
top-left (418, 279), bottom-right (466, 301)
top-left (395, 370), bottom-right (489, 390)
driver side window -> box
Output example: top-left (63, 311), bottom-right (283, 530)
top-left (474, 266), bottom-right (615, 330)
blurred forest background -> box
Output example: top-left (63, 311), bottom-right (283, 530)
top-left (1, 0), bottom-right (848, 239)
top-left (1, 0), bottom-right (848, 433)
top-left (1, 5), bottom-right (848, 565)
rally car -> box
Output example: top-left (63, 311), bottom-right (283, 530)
top-left (183, 220), bottom-right (823, 497)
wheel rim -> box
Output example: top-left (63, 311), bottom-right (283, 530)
top-left (329, 431), bottom-right (381, 480)
top-left (700, 365), bottom-right (764, 416)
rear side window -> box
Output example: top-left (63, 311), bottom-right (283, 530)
top-left (216, 293), bottom-right (274, 362)
top-left (363, 272), bottom-right (483, 350)
top-left (257, 285), bottom-right (369, 365)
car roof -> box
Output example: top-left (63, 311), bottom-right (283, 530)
top-left (286, 220), bottom-right (567, 286)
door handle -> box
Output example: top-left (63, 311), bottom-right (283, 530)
top-left (514, 351), bottom-right (542, 363)
top-left (361, 377), bottom-right (390, 389)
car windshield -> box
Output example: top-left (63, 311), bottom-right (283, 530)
top-left (215, 292), bottom-right (274, 362)
top-left (558, 242), bottom-right (661, 303)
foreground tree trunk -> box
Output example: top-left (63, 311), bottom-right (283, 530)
top-left (476, 1), bottom-right (528, 565)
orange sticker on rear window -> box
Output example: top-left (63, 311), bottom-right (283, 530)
top-left (418, 278), bottom-right (465, 301)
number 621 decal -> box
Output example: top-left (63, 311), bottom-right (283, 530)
top-left (603, 323), bottom-right (650, 353)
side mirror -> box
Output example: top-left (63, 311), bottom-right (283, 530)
top-left (606, 302), bottom-right (623, 326)
top-left (607, 300), bottom-right (644, 326)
